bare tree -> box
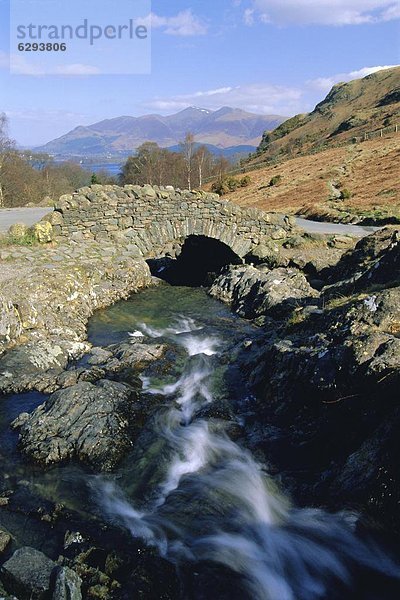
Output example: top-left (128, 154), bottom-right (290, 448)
top-left (180, 132), bottom-right (195, 191)
top-left (213, 155), bottom-right (231, 183)
top-left (0, 113), bottom-right (15, 208)
top-left (194, 145), bottom-right (212, 188)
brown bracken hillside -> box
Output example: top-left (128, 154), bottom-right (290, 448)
top-left (220, 67), bottom-right (400, 224)
top-left (226, 135), bottom-right (400, 224)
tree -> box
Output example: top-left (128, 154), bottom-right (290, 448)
top-left (0, 113), bottom-right (15, 208)
top-left (120, 142), bottom-right (161, 186)
top-left (180, 132), bottom-right (195, 191)
top-left (120, 143), bottom-right (187, 188)
top-left (193, 145), bottom-right (212, 188)
top-left (212, 155), bottom-right (231, 183)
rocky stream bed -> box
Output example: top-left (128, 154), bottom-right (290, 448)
top-left (0, 217), bottom-right (399, 599)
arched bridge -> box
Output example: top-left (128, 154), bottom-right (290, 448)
top-left (53, 185), bottom-right (296, 259)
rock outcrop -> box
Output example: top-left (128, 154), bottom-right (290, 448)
top-left (240, 227), bottom-right (400, 529)
top-left (1, 547), bottom-right (58, 599)
top-left (12, 339), bottom-right (167, 469)
top-left (209, 265), bottom-right (319, 319)
top-left (0, 239), bottom-right (153, 392)
top-left (13, 380), bottom-right (140, 471)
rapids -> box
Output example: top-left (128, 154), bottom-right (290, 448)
top-left (87, 286), bottom-right (400, 600)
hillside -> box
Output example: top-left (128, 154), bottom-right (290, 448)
top-left (216, 67), bottom-right (400, 224)
top-left (36, 107), bottom-right (286, 156)
top-left (255, 66), bottom-right (400, 161)
top-left (223, 134), bottom-right (400, 224)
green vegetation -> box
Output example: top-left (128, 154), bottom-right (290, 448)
top-left (339, 188), bottom-right (352, 200)
top-left (253, 67), bottom-right (400, 164)
top-left (269, 174), bottom-right (282, 187)
top-left (211, 175), bottom-right (251, 196)
top-left (258, 113), bottom-right (308, 153)
top-left (0, 229), bottom-right (38, 247)
top-left (285, 309), bottom-right (307, 330)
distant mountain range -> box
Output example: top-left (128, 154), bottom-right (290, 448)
top-left (36, 107), bottom-right (286, 157)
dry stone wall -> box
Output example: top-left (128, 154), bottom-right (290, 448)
top-left (53, 185), bottom-right (297, 258)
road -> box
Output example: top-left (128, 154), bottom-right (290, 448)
top-left (295, 217), bottom-right (381, 237)
top-left (0, 207), bottom-right (52, 233)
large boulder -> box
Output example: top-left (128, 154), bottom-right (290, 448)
top-left (30, 221), bottom-right (53, 244)
top-left (52, 566), bottom-right (82, 600)
top-left (209, 265), bottom-right (319, 319)
top-left (323, 226), bottom-right (399, 286)
top-left (1, 547), bottom-right (56, 600)
top-left (7, 223), bottom-right (28, 241)
top-left (13, 379), bottom-right (140, 471)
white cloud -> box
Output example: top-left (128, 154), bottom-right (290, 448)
top-left (0, 52), bottom-right (100, 76)
top-left (244, 8), bottom-right (255, 25)
top-left (54, 64), bottom-right (100, 75)
top-left (309, 64), bottom-right (399, 92)
top-left (144, 64), bottom-right (399, 118)
top-left (144, 83), bottom-right (303, 116)
top-left (247, 0), bottom-right (400, 25)
top-left (141, 10), bottom-right (207, 36)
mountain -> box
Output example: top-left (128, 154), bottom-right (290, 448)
top-left (36, 107), bottom-right (286, 156)
top-left (256, 66), bottom-right (400, 160)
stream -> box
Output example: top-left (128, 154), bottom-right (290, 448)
top-left (1, 284), bottom-right (400, 598)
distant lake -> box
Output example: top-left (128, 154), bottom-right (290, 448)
top-left (84, 163), bottom-right (123, 176)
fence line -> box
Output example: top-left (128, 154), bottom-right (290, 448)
top-left (204, 123), bottom-right (399, 184)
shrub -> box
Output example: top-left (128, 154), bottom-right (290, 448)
top-left (340, 188), bottom-right (352, 200)
top-left (269, 175), bottom-right (282, 187)
top-left (239, 175), bottom-right (251, 187)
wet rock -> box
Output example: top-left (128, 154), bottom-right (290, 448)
top-left (86, 347), bottom-right (113, 365)
top-left (102, 342), bottom-right (166, 374)
top-left (13, 380), bottom-right (140, 471)
top-left (52, 566), bottom-right (82, 600)
top-left (209, 265), bottom-right (319, 319)
top-left (0, 339), bottom-right (83, 394)
top-left (0, 530), bottom-right (11, 554)
top-left (331, 408), bottom-right (400, 513)
top-left (1, 546), bottom-right (56, 600)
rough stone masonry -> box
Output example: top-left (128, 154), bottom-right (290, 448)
top-left (52, 185), bottom-right (297, 258)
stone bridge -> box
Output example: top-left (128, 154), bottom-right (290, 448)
top-left (52, 184), bottom-right (296, 259)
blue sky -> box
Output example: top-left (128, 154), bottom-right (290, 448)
top-left (0, 0), bottom-right (399, 147)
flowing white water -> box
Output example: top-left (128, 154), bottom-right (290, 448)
top-left (96, 316), bottom-right (400, 599)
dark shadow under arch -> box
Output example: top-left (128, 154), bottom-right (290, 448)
top-left (147, 235), bottom-right (242, 287)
